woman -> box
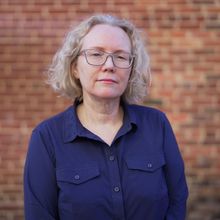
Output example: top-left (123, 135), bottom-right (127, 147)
top-left (24, 14), bottom-right (188, 220)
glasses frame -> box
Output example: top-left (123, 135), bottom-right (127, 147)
top-left (79, 49), bottom-right (135, 69)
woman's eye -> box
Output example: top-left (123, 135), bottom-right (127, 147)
top-left (90, 52), bottom-right (102, 57)
top-left (115, 55), bottom-right (128, 60)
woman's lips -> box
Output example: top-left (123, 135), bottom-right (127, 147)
top-left (97, 79), bottom-right (117, 83)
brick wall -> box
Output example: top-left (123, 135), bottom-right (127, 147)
top-left (0, 0), bottom-right (219, 219)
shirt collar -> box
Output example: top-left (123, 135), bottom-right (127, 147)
top-left (62, 104), bottom-right (78, 143)
top-left (63, 101), bottom-right (138, 144)
top-left (122, 102), bottom-right (137, 126)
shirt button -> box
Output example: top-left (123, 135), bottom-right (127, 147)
top-left (147, 163), bottom-right (152, 168)
top-left (114, 186), bottom-right (120, 192)
top-left (109, 155), bottom-right (115, 161)
top-left (74, 175), bottom-right (80, 180)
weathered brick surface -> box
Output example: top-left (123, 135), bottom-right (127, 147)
top-left (0, 0), bottom-right (219, 219)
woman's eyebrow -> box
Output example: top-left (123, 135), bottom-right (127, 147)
top-left (86, 46), bottom-right (131, 54)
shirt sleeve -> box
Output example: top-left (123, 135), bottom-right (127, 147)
top-left (161, 114), bottom-right (189, 220)
top-left (24, 128), bottom-right (59, 220)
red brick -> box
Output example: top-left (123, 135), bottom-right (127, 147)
top-left (0, 1), bottom-right (220, 219)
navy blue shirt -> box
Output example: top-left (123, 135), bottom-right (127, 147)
top-left (24, 102), bottom-right (188, 220)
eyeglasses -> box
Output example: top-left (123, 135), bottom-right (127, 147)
top-left (79, 49), bottom-right (134, 69)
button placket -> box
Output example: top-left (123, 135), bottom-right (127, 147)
top-left (105, 145), bottom-right (125, 218)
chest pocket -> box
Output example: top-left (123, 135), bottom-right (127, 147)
top-left (125, 154), bottom-right (166, 172)
top-left (125, 154), bottom-right (168, 201)
top-left (56, 165), bottom-right (100, 185)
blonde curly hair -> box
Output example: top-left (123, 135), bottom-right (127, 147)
top-left (47, 14), bottom-right (151, 104)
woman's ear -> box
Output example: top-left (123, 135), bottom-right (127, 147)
top-left (71, 63), bottom-right (79, 79)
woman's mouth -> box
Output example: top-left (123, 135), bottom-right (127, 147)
top-left (97, 79), bottom-right (117, 83)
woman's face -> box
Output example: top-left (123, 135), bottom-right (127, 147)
top-left (75, 24), bottom-right (132, 102)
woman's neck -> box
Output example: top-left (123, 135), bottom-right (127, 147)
top-left (76, 96), bottom-right (124, 145)
top-left (78, 96), bottom-right (123, 125)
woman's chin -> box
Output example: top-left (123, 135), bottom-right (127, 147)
top-left (93, 92), bottom-right (122, 100)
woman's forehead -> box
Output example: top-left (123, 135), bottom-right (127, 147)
top-left (81, 24), bottom-right (132, 52)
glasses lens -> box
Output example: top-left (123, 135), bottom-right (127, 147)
top-left (85, 49), bottom-right (105, 66)
top-left (83, 49), bottom-right (133, 68)
top-left (113, 53), bottom-right (132, 68)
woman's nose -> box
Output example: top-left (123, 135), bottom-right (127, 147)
top-left (102, 55), bottom-right (116, 71)
top-left (104, 55), bottom-right (115, 66)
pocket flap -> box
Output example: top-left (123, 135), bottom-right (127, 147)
top-left (56, 165), bottom-right (100, 184)
top-left (126, 154), bottom-right (165, 172)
